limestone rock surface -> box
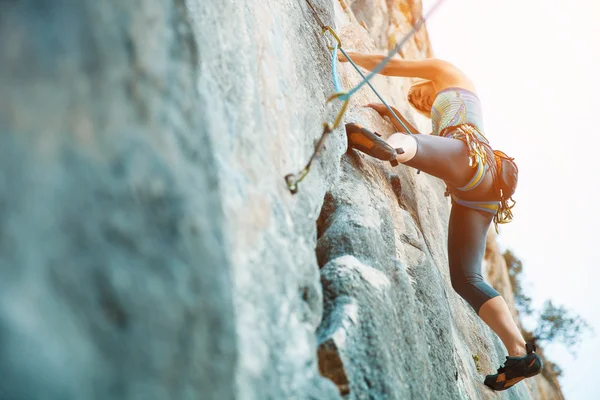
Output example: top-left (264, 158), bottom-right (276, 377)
top-left (0, 0), bottom-right (564, 399)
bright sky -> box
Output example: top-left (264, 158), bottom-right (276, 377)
top-left (421, 0), bottom-right (600, 398)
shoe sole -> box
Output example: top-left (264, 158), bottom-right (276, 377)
top-left (346, 124), bottom-right (397, 162)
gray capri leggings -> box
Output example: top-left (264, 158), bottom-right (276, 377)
top-left (403, 134), bottom-right (501, 313)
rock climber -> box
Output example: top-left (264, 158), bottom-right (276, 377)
top-left (337, 51), bottom-right (542, 391)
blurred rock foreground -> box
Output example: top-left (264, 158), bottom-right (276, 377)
top-left (0, 0), bottom-right (564, 399)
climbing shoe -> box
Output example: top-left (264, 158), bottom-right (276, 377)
top-left (345, 123), bottom-right (400, 166)
top-left (484, 342), bottom-right (543, 391)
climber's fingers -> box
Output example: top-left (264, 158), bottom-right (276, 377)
top-left (337, 50), bottom-right (349, 63)
top-left (365, 103), bottom-right (389, 115)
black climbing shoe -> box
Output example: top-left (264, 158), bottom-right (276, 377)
top-left (345, 123), bottom-right (400, 166)
top-left (484, 342), bottom-right (543, 391)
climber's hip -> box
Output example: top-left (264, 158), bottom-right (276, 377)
top-left (400, 134), bottom-right (496, 197)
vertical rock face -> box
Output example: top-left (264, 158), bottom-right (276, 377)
top-left (0, 1), bottom-right (563, 400)
top-left (0, 1), bottom-right (236, 399)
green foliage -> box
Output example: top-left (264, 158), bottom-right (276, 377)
top-left (549, 362), bottom-right (563, 378)
top-left (540, 356), bottom-right (565, 382)
top-left (503, 250), bottom-right (533, 316)
top-left (503, 250), bottom-right (594, 359)
top-left (471, 354), bottom-right (482, 373)
top-left (534, 300), bottom-right (594, 356)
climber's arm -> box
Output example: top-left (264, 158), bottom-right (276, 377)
top-left (366, 103), bottom-right (421, 134)
top-left (338, 52), bottom-right (461, 83)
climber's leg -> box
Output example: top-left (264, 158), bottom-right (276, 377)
top-left (448, 203), bottom-right (527, 357)
top-left (347, 124), bottom-right (476, 188)
top-left (387, 133), bottom-right (474, 188)
top-left (385, 132), bottom-right (418, 163)
top-left (448, 202), bottom-right (499, 311)
top-left (478, 297), bottom-right (528, 357)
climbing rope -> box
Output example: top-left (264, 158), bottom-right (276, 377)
top-left (285, 94), bottom-right (349, 194)
top-left (337, 46), bottom-right (414, 135)
top-left (340, 0), bottom-right (447, 99)
top-left (331, 42), bottom-right (344, 93)
top-left (285, 0), bottom-right (446, 194)
top-left (285, 24), bottom-right (349, 194)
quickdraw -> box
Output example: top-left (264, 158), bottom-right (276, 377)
top-left (285, 0), bottom-right (447, 194)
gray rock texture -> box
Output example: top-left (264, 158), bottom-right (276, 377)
top-left (0, 1), bottom-right (235, 399)
top-left (0, 0), bottom-right (564, 400)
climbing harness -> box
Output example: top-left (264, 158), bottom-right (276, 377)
top-left (285, 0), bottom-right (447, 194)
top-left (451, 196), bottom-right (500, 215)
top-left (442, 124), bottom-right (492, 192)
top-left (441, 124), bottom-right (518, 232)
top-left (491, 149), bottom-right (518, 229)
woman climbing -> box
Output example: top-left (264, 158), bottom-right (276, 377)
top-left (338, 51), bottom-right (542, 391)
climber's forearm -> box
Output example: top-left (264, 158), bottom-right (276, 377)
top-left (339, 52), bottom-right (387, 72)
top-left (366, 103), bottom-right (423, 134)
top-left (388, 106), bottom-right (421, 134)
top-left (339, 52), bottom-right (453, 82)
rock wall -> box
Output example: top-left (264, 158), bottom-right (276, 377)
top-left (0, 1), bottom-right (236, 399)
top-left (0, 0), bottom-right (564, 400)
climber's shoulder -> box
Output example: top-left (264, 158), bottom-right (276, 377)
top-left (423, 58), bottom-right (476, 92)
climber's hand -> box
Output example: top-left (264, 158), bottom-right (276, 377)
top-left (366, 103), bottom-right (390, 116)
top-left (366, 103), bottom-right (422, 134)
top-left (337, 50), bottom-right (349, 63)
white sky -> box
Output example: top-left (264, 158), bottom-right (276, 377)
top-left (421, 0), bottom-right (600, 398)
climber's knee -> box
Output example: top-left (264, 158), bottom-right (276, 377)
top-left (451, 278), bottom-right (469, 300)
top-left (451, 275), bottom-right (500, 313)
top-left (452, 281), bottom-right (481, 311)
top-left (386, 133), bottom-right (417, 163)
